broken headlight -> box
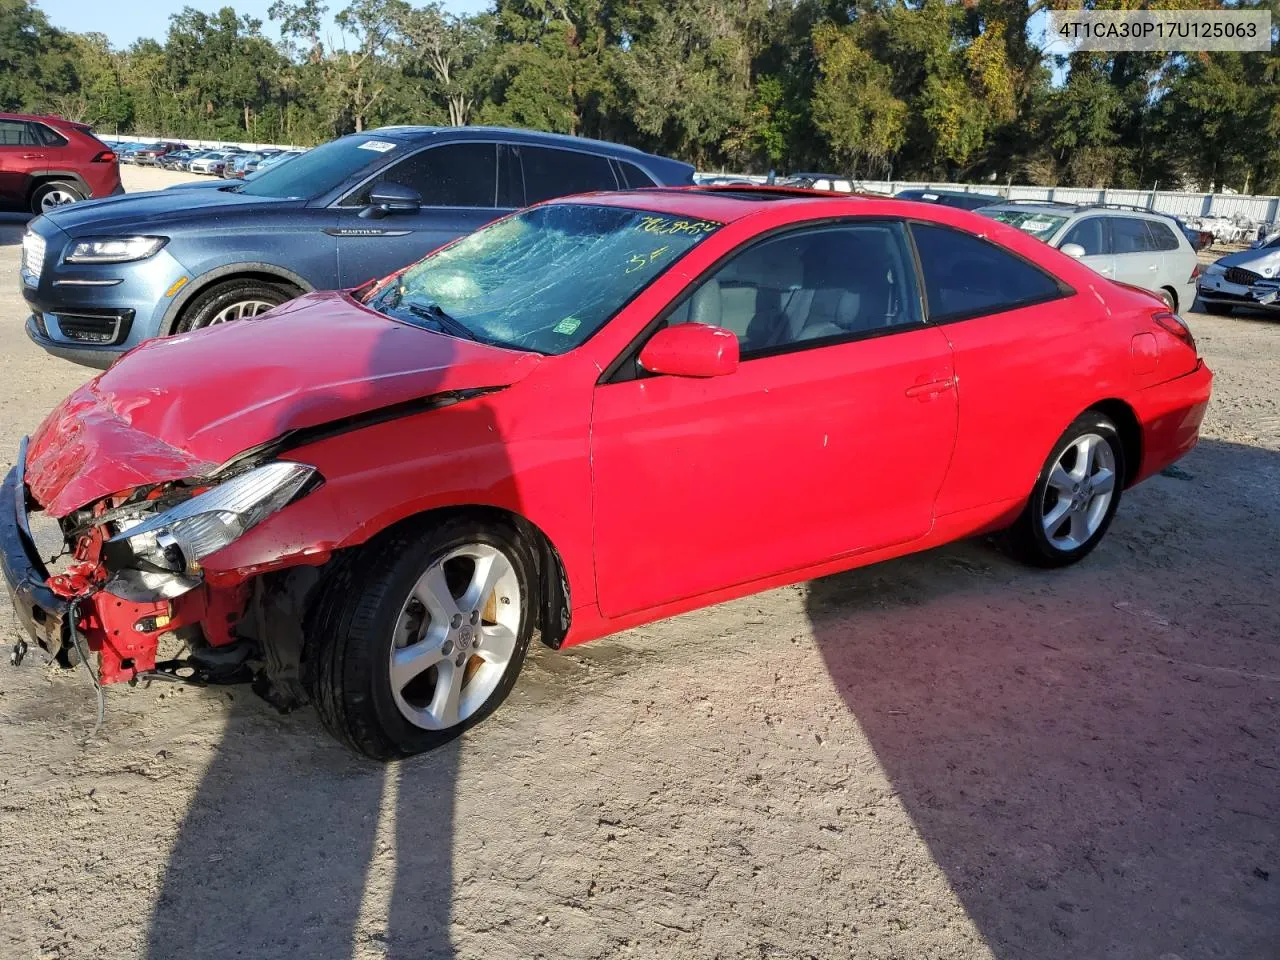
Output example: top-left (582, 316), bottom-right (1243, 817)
top-left (107, 461), bottom-right (318, 576)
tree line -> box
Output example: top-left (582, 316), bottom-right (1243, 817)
top-left (2, 0), bottom-right (1279, 193)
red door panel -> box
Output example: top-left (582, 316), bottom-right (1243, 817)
top-left (590, 326), bottom-right (957, 618)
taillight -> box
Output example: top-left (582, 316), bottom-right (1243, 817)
top-left (1153, 310), bottom-right (1197, 355)
top-left (1189, 262), bottom-right (1202, 282)
top-left (91, 150), bottom-right (116, 163)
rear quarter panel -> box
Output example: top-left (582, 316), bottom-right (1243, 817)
top-left (913, 206), bottom-right (1152, 518)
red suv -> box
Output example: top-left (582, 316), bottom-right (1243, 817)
top-left (0, 113), bottom-right (122, 215)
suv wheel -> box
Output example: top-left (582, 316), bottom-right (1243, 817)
top-left (30, 180), bottom-right (84, 214)
top-left (175, 279), bottom-right (297, 332)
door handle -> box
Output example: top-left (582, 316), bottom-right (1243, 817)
top-left (1148, 264), bottom-right (1158, 271)
top-left (905, 377), bottom-right (955, 400)
top-left (20, 153), bottom-right (44, 160)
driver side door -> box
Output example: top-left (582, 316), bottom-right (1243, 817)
top-left (590, 221), bottom-right (958, 619)
top-left (332, 142), bottom-right (513, 287)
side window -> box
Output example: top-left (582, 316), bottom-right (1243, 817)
top-left (32, 123), bottom-right (67, 147)
top-left (617, 160), bottom-right (658, 189)
top-left (0, 120), bottom-right (35, 146)
top-left (519, 146), bottom-right (618, 204)
top-left (344, 143), bottom-right (496, 208)
top-left (911, 222), bottom-right (1064, 322)
top-left (1146, 219), bottom-right (1181, 251)
top-left (1061, 217), bottom-right (1108, 256)
top-left (1110, 217), bottom-right (1154, 254)
top-left (666, 222), bottom-right (923, 358)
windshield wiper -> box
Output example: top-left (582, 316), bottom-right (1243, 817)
top-left (406, 302), bottom-right (477, 342)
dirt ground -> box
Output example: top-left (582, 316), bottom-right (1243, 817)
top-left (0, 166), bottom-right (1276, 960)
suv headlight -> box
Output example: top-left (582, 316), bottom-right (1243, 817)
top-left (107, 461), bottom-right (318, 574)
top-left (1205, 262), bottom-right (1226, 276)
top-left (65, 236), bottom-right (168, 264)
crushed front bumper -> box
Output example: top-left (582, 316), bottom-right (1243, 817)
top-left (1, 440), bottom-right (69, 658)
top-left (1197, 273), bottom-right (1280, 309)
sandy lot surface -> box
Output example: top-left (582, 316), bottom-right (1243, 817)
top-left (0, 166), bottom-right (1277, 960)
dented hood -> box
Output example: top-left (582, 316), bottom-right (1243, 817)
top-left (26, 292), bottom-right (541, 517)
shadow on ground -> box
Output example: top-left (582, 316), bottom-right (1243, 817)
top-left (807, 437), bottom-right (1279, 958)
top-left (0, 213), bottom-right (30, 246)
top-left (141, 424), bottom-right (1278, 959)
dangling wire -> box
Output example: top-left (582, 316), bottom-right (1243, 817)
top-left (67, 597), bottom-right (105, 743)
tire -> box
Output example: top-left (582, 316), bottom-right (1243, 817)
top-left (1159, 287), bottom-right (1177, 311)
top-left (174, 278), bottom-right (296, 333)
top-left (1007, 412), bottom-right (1125, 569)
top-left (1202, 301), bottom-right (1233, 316)
top-left (30, 180), bottom-right (85, 215)
top-left (306, 516), bottom-right (536, 760)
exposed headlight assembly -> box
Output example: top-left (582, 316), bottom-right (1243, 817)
top-left (1205, 262), bottom-right (1227, 276)
top-left (105, 462), bottom-right (318, 595)
top-left (65, 236), bottom-right (168, 264)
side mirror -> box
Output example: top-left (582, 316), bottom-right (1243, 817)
top-left (360, 182), bottom-right (422, 220)
top-left (638, 324), bottom-right (739, 378)
top-left (1060, 242), bottom-right (1086, 259)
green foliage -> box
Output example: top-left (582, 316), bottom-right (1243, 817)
top-left (0, 0), bottom-right (1275, 191)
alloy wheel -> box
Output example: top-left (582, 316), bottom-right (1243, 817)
top-left (388, 543), bottom-right (521, 731)
top-left (39, 188), bottom-right (79, 211)
top-left (208, 300), bottom-right (276, 324)
top-left (1041, 432), bottom-right (1117, 551)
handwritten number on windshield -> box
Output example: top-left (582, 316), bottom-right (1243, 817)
top-left (626, 245), bottom-right (672, 273)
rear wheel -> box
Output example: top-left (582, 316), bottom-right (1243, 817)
top-left (307, 517), bottom-right (536, 760)
top-left (1008, 412), bottom-right (1124, 568)
top-left (175, 278), bottom-right (296, 333)
top-left (30, 180), bottom-right (84, 214)
top-left (1159, 287), bottom-right (1177, 311)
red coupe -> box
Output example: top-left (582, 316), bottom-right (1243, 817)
top-left (2, 186), bottom-right (1212, 759)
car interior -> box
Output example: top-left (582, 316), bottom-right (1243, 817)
top-left (666, 225), bottom-right (920, 354)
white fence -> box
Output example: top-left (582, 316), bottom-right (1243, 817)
top-left (857, 180), bottom-right (1280, 224)
top-left (697, 172), bottom-right (1280, 224)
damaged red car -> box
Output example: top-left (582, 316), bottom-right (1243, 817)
top-left (2, 186), bottom-right (1213, 759)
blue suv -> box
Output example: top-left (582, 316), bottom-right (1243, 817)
top-left (20, 126), bottom-right (695, 367)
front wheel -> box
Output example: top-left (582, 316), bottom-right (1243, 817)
top-left (174, 278), bottom-right (295, 333)
top-left (1008, 413), bottom-right (1124, 568)
top-left (307, 517), bottom-right (536, 760)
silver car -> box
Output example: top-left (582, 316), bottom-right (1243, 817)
top-left (1196, 239), bottom-right (1280, 315)
top-left (978, 202), bottom-right (1199, 312)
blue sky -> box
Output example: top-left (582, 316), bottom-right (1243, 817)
top-left (37, 0), bottom-right (489, 48)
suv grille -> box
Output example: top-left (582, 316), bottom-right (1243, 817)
top-left (21, 232), bottom-right (45, 280)
top-left (1225, 266), bottom-right (1262, 286)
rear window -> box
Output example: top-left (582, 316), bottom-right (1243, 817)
top-left (237, 135), bottom-right (402, 200)
top-left (518, 146), bottom-right (618, 204)
top-left (983, 209), bottom-right (1069, 240)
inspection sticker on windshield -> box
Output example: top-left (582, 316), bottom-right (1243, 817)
top-left (358, 139), bottom-right (396, 153)
top-left (553, 317), bottom-right (582, 335)
top-left (1022, 219), bottom-right (1055, 232)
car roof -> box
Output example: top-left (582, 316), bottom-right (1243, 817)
top-left (369, 124), bottom-right (657, 158)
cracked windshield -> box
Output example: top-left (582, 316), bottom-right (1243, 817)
top-left (368, 203), bottom-right (720, 354)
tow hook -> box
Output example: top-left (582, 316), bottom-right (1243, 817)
top-left (9, 639), bottom-right (27, 667)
